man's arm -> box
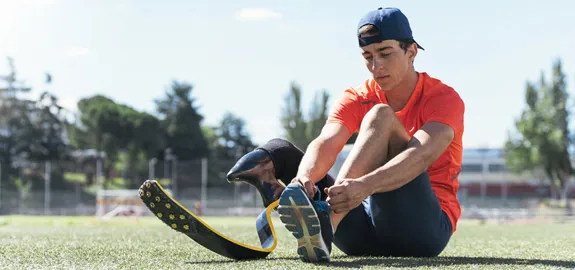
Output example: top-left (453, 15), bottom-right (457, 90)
top-left (360, 121), bottom-right (454, 194)
top-left (293, 86), bottom-right (361, 196)
top-left (296, 123), bottom-right (352, 183)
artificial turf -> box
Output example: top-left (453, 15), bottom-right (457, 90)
top-left (1, 215), bottom-right (574, 269)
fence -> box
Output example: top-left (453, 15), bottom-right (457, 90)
top-left (0, 157), bottom-right (266, 216)
top-left (0, 186), bottom-right (266, 216)
top-left (0, 157), bottom-right (573, 221)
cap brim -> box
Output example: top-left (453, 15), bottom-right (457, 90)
top-left (415, 41), bottom-right (424, 50)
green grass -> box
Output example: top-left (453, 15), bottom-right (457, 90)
top-left (0, 215), bottom-right (574, 269)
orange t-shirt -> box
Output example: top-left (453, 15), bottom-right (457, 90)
top-left (326, 72), bottom-right (465, 233)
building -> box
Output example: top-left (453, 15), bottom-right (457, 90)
top-left (328, 145), bottom-right (572, 203)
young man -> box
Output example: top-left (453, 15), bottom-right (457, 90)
top-left (232, 7), bottom-right (465, 263)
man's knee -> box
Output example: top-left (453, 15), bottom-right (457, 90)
top-left (360, 104), bottom-right (402, 132)
top-left (364, 104), bottom-right (394, 122)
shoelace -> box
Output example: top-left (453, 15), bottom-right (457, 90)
top-left (312, 186), bottom-right (330, 214)
top-left (313, 200), bottom-right (334, 236)
top-left (314, 200), bottom-right (330, 213)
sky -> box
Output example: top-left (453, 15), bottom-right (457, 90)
top-left (0, 0), bottom-right (574, 148)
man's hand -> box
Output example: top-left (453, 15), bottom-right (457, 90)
top-left (325, 178), bottom-right (371, 214)
top-left (291, 176), bottom-right (318, 198)
top-left (290, 123), bottom-right (352, 199)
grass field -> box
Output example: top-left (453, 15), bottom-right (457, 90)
top-left (1, 215), bottom-right (574, 269)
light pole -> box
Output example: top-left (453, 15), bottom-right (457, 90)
top-left (148, 158), bottom-right (157, 180)
top-left (44, 160), bottom-right (51, 215)
top-left (164, 149), bottom-right (177, 197)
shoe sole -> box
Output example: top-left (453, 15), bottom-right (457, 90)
top-left (277, 184), bottom-right (330, 263)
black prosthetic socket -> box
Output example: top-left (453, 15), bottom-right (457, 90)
top-left (257, 138), bottom-right (335, 201)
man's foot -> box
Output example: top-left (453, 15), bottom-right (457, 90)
top-left (277, 183), bottom-right (333, 263)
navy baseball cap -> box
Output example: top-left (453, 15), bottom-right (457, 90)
top-left (357, 7), bottom-right (424, 50)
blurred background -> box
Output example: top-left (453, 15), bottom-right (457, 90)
top-left (0, 0), bottom-right (573, 222)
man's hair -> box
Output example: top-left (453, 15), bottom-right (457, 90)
top-left (358, 24), bottom-right (415, 52)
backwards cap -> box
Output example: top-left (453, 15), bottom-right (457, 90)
top-left (357, 7), bottom-right (424, 50)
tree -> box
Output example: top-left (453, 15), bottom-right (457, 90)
top-left (504, 59), bottom-right (573, 212)
top-left (307, 90), bottom-right (330, 143)
top-left (124, 110), bottom-right (165, 187)
top-left (28, 75), bottom-right (72, 162)
top-left (280, 82), bottom-right (308, 150)
top-left (0, 57), bottom-right (35, 170)
top-left (0, 59), bottom-right (72, 191)
top-left (155, 80), bottom-right (208, 160)
top-left (73, 94), bottom-right (166, 187)
top-left (74, 95), bottom-right (123, 170)
top-left (280, 81), bottom-right (331, 150)
top-left (211, 112), bottom-right (256, 160)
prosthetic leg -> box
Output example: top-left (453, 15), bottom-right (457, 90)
top-left (138, 138), bottom-right (334, 260)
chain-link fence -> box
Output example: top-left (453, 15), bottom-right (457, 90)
top-left (0, 159), bottom-right (96, 215)
top-left (0, 157), bottom-right (267, 216)
top-left (0, 157), bottom-right (573, 221)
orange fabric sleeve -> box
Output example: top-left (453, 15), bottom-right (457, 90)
top-left (422, 90), bottom-right (465, 132)
top-left (326, 88), bottom-right (363, 134)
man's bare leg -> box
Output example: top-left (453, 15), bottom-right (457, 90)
top-left (330, 104), bottom-right (410, 230)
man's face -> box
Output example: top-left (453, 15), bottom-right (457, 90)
top-left (360, 40), bottom-right (417, 91)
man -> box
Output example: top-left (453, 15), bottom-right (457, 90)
top-left (234, 7), bottom-right (465, 263)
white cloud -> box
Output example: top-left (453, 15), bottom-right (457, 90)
top-left (234, 8), bottom-right (282, 22)
top-left (66, 46), bottom-right (90, 57)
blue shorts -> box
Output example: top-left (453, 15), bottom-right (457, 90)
top-left (332, 172), bottom-right (453, 257)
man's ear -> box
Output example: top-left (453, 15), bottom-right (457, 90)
top-left (407, 43), bottom-right (418, 63)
